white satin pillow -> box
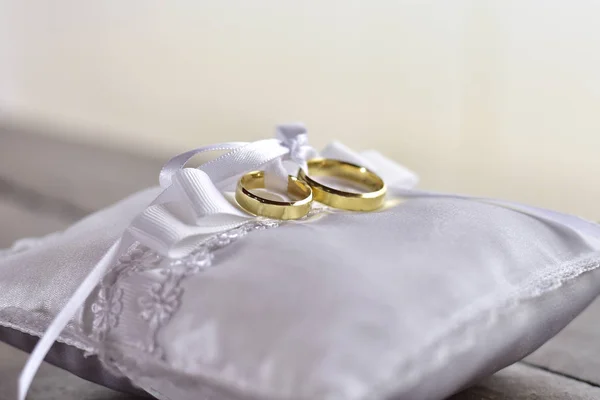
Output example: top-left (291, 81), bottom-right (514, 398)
top-left (1, 187), bottom-right (599, 400)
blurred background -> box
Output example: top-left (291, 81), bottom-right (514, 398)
top-left (1, 0), bottom-right (599, 218)
top-left (1, 3), bottom-right (600, 398)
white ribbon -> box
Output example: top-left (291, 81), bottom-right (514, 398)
top-left (19, 124), bottom-right (600, 400)
top-left (18, 124), bottom-right (315, 399)
top-left (322, 141), bottom-right (600, 242)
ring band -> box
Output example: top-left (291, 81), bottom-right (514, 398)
top-left (236, 171), bottom-right (313, 220)
top-left (297, 158), bottom-right (386, 211)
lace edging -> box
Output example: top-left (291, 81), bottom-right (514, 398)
top-left (91, 219), bottom-right (282, 360)
top-left (95, 223), bottom-right (600, 400)
top-left (112, 253), bottom-right (600, 400)
top-left (361, 253), bottom-right (600, 400)
top-left (0, 307), bottom-right (94, 353)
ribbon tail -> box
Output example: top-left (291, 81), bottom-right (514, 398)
top-left (321, 141), bottom-right (419, 189)
top-left (323, 140), bottom-right (600, 242)
top-left (18, 238), bottom-right (125, 400)
top-left (263, 158), bottom-right (291, 194)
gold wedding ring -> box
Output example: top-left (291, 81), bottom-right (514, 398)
top-left (236, 171), bottom-right (313, 220)
top-left (298, 158), bottom-right (386, 211)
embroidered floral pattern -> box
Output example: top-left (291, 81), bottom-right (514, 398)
top-left (90, 245), bottom-right (160, 341)
top-left (116, 246), bottom-right (162, 277)
top-left (91, 286), bottom-right (123, 341)
top-left (138, 270), bottom-right (184, 356)
top-left (140, 276), bottom-right (182, 325)
top-left (170, 246), bottom-right (213, 275)
top-left (91, 219), bottom-right (282, 359)
top-left (135, 220), bottom-right (281, 357)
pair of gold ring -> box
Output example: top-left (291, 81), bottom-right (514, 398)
top-left (235, 158), bottom-right (386, 220)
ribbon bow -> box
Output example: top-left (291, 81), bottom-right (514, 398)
top-left (19, 124), bottom-right (600, 400)
top-left (19, 123), bottom-right (414, 400)
top-left (131, 123), bottom-right (329, 258)
top-left (276, 123), bottom-right (318, 171)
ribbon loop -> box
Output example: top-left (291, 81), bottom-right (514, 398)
top-left (133, 126), bottom-right (322, 258)
top-left (130, 168), bottom-right (252, 258)
top-left (159, 142), bottom-right (248, 188)
top-left (20, 124), bottom-right (600, 400)
top-left (173, 169), bottom-right (246, 220)
top-left (199, 139), bottom-right (289, 190)
top-left (275, 123), bottom-right (319, 172)
top-left (321, 141), bottom-right (419, 189)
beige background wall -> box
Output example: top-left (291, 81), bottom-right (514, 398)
top-left (1, 1), bottom-right (599, 218)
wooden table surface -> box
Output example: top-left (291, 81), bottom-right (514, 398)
top-left (1, 125), bottom-right (600, 399)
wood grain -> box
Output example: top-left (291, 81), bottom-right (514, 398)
top-left (0, 344), bottom-right (139, 400)
top-left (0, 198), bottom-right (69, 248)
top-left (0, 126), bottom-right (161, 213)
top-left (525, 299), bottom-right (600, 387)
top-left (450, 363), bottom-right (600, 400)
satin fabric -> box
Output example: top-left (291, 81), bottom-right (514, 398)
top-left (3, 125), bottom-right (600, 400)
top-left (1, 189), bottom-right (599, 399)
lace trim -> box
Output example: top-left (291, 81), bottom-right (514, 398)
top-left (90, 246), bottom-right (161, 342)
top-left (90, 219), bottom-right (281, 358)
top-left (362, 252), bottom-right (600, 400)
top-left (102, 252), bottom-right (600, 400)
top-left (84, 205), bottom-right (600, 400)
top-left (0, 307), bottom-right (94, 353)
